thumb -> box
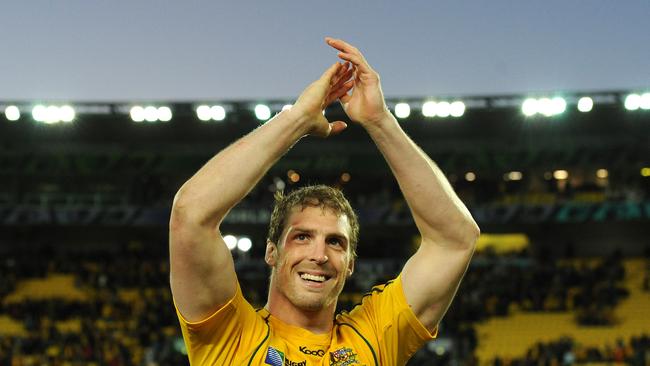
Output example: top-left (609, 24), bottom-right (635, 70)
top-left (320, 62), bottom-right (341, 84)
top-left (328, 121), bottom-right (348, 136)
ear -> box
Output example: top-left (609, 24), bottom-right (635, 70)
top-left (265, 240), bottom-right (278, 266)
top-left (347, 258), bottom-right (355, 278)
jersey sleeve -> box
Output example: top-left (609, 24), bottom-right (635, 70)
top-left (347, 274), bottom-right (437, 364)
top-left (174, 283), bottom-right (267, 365)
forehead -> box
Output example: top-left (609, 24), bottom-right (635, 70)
top-left (284, 205), bottom-right (351, 236)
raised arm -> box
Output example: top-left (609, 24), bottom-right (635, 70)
top-left (169, 62), bottom-right (354, 322)
top-left (327, 37), bottom-right (480, 332)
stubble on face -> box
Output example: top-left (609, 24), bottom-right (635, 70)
top-left (269, 206), bottom-right (353, 312)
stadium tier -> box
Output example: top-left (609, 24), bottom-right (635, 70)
top-left (1, 92), bottom-right (649, 365)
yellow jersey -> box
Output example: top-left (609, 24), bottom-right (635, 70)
top-left (175, 275), bottom-right (436, 365)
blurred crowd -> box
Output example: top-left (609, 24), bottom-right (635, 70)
top-left (0, 243), bottom-right (184, 366)
top-left (446, 249), bottom-right (629, 327)
top-left (492, 335), bottom-right (650, 366)
top-left (1, 240), bottom-right (647, 365)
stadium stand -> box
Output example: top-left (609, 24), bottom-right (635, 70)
top-left (1, 94), bottom-right (649, 365)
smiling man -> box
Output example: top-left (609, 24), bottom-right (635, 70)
top-left (169, 38), bottom-right (480, 365)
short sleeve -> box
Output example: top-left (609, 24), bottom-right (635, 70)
top-left (174, 283), bottom-right (267, 365)
top-left (346, 275), bottom-right (436, 364)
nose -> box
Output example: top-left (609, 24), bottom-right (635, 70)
top-left (309, 239), bottom-right (329, 264)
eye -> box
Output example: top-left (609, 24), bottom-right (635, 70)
top-left (327, 237), bottom-right (343, 247)
top-left (295, 233), bottom-right (309, 241)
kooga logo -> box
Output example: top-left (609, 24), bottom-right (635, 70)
top-left (299, 346), bottom-right (326, 357)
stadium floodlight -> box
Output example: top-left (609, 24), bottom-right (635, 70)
top-left (5, 105), bottom-right (20, 121)
top-left (522, 98), bottom-right (538, 116)
top-left (32, 105), bottom-right (47, 121)
top-left (436, 101), bottom-right (451, 118)
top-left (237, 237), bottom-right (252, 252)
top-left (44, 105), bottom-right (61, 124)
top-left (577, 97), bottom-right (593, 112)
top-left (422, 101), bottom-right (437, 117)
top-left (640, 93), bottom-right (650, 110)
top-left (158, 106), bottom-right (172, 122)
top-left (60, 105), bottom-right (75, 122)
top-left (551, 97), bottom-right (566, 115)
top-left (130, 106), bottom-right (145, 122)
top-left (450, 101), bottom-right (465, 117)
top-left (624, 94), bottom-right (641, 111)
top-left (196, 105), bottom-right (211, 121)
top-left (538, 98), bottom-right (554, 117)
top-left (282, 104), bottom-right (293, 111)
top-left (394, 103), bottom-right (410, 119)
top-left (210, 105), bottom-right (226, 121)
top-left (553, 169), bottom-right (569, 180)
top-left (465, 172), bottom-right (476, 182)
top-left (223, 235), bottom-right (237, 251)
top-left (144, 106), bottom-right (158, 122)
top-left (255, 104), bottom-right (271, 121)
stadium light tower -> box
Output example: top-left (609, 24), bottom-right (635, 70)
top-left (130, 106), bottom-right (145, 122)
top-left (223, 235), bottom-right (237, 251)
top-left (394, 103), bottom-right (410, 119)
top-left (522, 98), bottom-right (538, 116)
top-left (577, 97), bottom-right (593, 112)
top-left (158, 106), bottom-right (172, 122)
top-left (450, 101), bottom-right (465, 117)
top-left (551, 97), bottom-right (566, 115)
top-left (624, 94), bottom-right (641, 111)
top-left (60, 105), bottom-right (76, 122)
top-left (255, 104), bottom-right (271, 121)
top-left (196, 105), bottom-right (212, 121)
top-left (640, 93), bottom-right (650, 110)
top-left (4, 105), bottom-right (20, 121)
top-left (237, 237), bottom-right (253, 252)
top-left (436, 102), bottom-right (451, 118)
top-left (422, 101), bottom-right (437, 117)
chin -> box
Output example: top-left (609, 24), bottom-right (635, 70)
top-left (292, 295), bottom-right (329, 311)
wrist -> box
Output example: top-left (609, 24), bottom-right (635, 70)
top-left (278, 107), bottom-right (314, 137)
top-left (360, 109), bottom-right (398, 133)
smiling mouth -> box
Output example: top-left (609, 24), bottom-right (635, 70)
top-left (299, 272), bottom-right (331, 283)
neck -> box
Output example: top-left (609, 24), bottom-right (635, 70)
top-left (265, 284), bottom-right (337, 334)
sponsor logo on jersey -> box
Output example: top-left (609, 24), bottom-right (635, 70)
top-left (265, 346), bottom-right (307, 366)
top-left (329, 347), bottom-right (362, 366)
top-left (265, 347), bottom-right (285, 366)
top-left (300, 345), bottom-right (326, 357)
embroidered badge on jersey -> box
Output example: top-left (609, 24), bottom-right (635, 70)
top-left (329, 347), bottom-right (363, 366)
top-left (265, 346), bottom-right (285, 366)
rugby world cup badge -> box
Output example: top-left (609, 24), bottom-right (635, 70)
top-left (265, 346), bottom-right (285, 366)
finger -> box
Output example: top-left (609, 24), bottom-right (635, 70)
top-left (330, 62), bottom-right (344, 85)
top-left (339, 88), bottom-right (352, 104)
top-left (325, 37), bottom-right (360, 56)
top-left (331, 66), bottom-right (354, 89)
top-left (335, 61), bottom-right (349, 78)
top-left (333, 62), bottom-right (352, 83)
top-left (320, 62), bottom-right (341, 84)
top-left (328, 121), bottom-right (348, 136)
top-left (326, 79), bottom-right (354, 106)
top-left (337, 52), bottom-right (373, 75)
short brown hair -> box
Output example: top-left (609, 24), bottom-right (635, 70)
top-left (267, 185), bottom-right (359, 257)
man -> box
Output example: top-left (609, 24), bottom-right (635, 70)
top-left (170, 38), bottom-right (480, 365)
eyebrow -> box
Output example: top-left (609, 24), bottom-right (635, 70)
top-left (292, 227), bottom-right (315, 235)
top-left (291, 227), bottom-right (348, 242)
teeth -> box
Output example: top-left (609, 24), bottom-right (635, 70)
top-left (300, 273), bottom-right (326, 282)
